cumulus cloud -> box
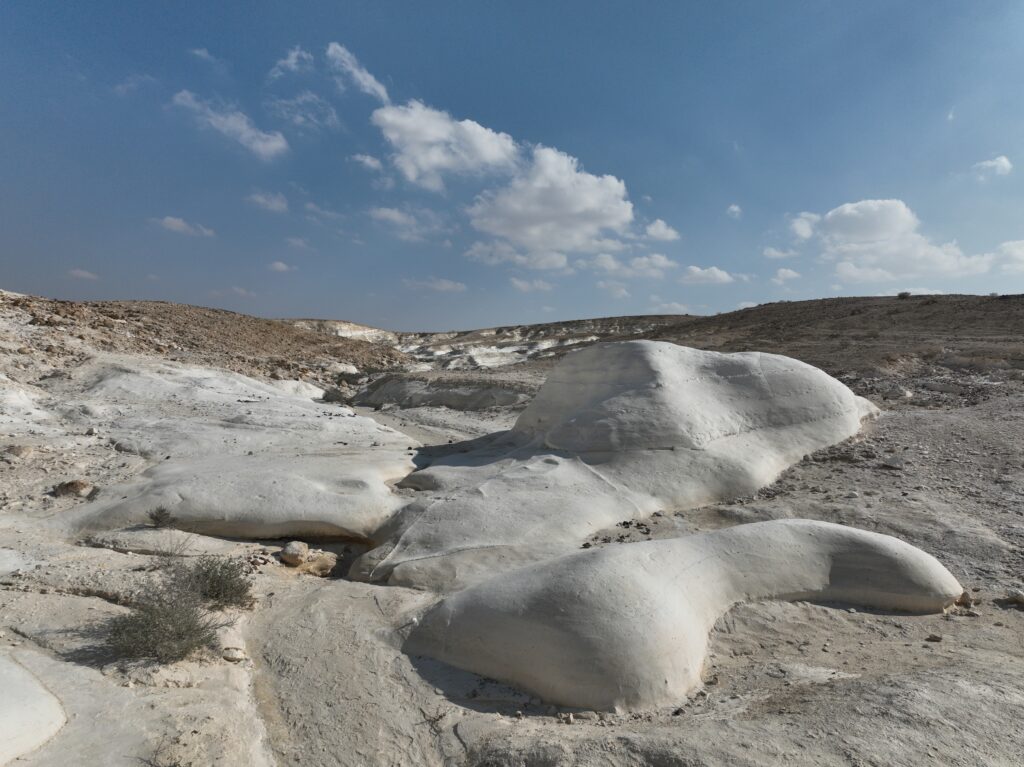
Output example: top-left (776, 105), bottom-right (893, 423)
top-left (372, 100), bottom-right (519, 190)
top-left (972, 155), bottom-right (1013, 179)
top-left (645, 218), bottom-right (680, 241)
top-left (790, 211), bottom-right (820, 240)
top-left (815, 199), bottom-right (993, 282)
top-left (726, 204), bottom-right (742, 219)
top-left (268, 261), bottom-right (296, 272)
top-left (269, 46), bottom-right (314, 80)
top-left (468, 146), bottom-right (633, 254)
top-left (351, 153), bottom-right (384, 172)
top-left (153, 216), bottom-right (215, 237)
top-left (992, 240), bottom-right (1024, 273)
top-left (370, 207), bottom-right (445, 241)
top-left (68, 268), bottom-right (98, 280)
top-left (403, 277), bottom-right (467, 292)
top-left (577, 252), bottom-right (677, 279)
top-left (465, 241), bottom-right (568, 271)
top-left (771, 267), bottom-right (800, 285)
top-left (172, 90), bottom-right (288, 160)
top-left (679, 265), bottom-right (735, 284)
top-left (188, 48), bottom-right (227, 71)
top-left (326, 42), bottom-right (389, 103)
top-left (510, 277), bottom-right (553, 292)
top-left (763, 246), bottom-right (797, 259)
top-left (246, 191), bottom-right (288, 213)
top-left (597, 280), bottom-right (630, 299)
top-left (265, 91), bottom-right (339, 131)
top-left (304, 202), bottom-right (344, 222)
top-left (650, 299), bottom-right (689, 313)
top-left (113, 73), bottom-right (156, 96)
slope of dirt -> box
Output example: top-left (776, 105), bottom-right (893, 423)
top-left (647, 294), bottom-right (1024, 375)
top-left (2, 292), bottom-right (407, 386)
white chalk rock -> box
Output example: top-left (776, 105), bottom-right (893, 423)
top-left (355, 342), bottom-right (878, 590)
top-left (64, 360), bottom-right (417, 538)
top-left (0, 654), bottom-right (67, 764)
top-left (406, 519), bottom-right (962, 711)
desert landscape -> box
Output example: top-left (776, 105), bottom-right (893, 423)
top-left (2, 288), bottom-right (1023, 766)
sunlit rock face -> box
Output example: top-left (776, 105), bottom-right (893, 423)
top-left (354, 341), bottom-right (879, 591)
top-left (406, 520), bottom-right (962, 712)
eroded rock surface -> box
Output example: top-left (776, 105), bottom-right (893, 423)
top-left (354, 341), bottom-right (879, 591)
top-left (407, 519), bottom-right (962, 711)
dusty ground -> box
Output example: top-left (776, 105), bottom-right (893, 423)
top-left (2, 289), bottom-right (1023, 766)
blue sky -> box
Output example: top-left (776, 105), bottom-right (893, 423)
top-left (2, 1), bottom-right (1023, 330)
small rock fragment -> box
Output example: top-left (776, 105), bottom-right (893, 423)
top-left (53, 479), bottom-right (93, 498)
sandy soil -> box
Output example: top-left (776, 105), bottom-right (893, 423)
top-left (2, 289), bottom-right (1023, 766)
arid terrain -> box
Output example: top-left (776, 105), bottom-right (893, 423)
top-left (2, 288), bottom-right (1023, 767)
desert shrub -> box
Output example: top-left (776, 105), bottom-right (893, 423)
top-left (106, 591), bottom-right (227, 662)
top-left (171, 555), bottom-right (254, 610)
top-left (147, 506), bottom-right (175, 528)
top-left (897, 291), bottom-right (912, 299)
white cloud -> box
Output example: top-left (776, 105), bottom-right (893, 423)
top-left (372, 100), bottom-right (519, 190)
top-left (113, 73), bottom-right (156, 96)
top-left (468, 146), bottom-right (633, 254)
top-left (370, 207), bottom-right (444, 241)
top-left (465, 241), bottom-right (568, 271)
top-left (286, 237), bottom-right (309, 249)
top-left (680, 265), bottom-right (734, 284)
top-left (351, 153), bottom-right (383, 172)
top-left (726, 204), bottom-right (742, 219)
top-left (628, 253), bottom-right (677, 278)
top-left (268, 261), bottom-right (296, 272)
top-left (189, 48), bottom-right (226, 68)
top-left (304, 202), bottom-right (344, 222)
top-left (265, 91), bottom-right (339, 131)
top-left (231, 286), bottom-right (256, 297)
top-left (68, 268), bottom-right (98, 280)
top-left (972, 155), bottom-right (1013, 179)
top-left (992, 240), bottom-right (1024, 273)
top-left (763, 246), bottom-right (797, 259)
top-left (816, 199), bottom-right (993, 282)
top-left (510, 277), bottom-right (553, 292)
top-left (645, 218), bottom-right (680, 241)
top-left (153, 215), bottom-right (215, 237)
top-left (650, 300), bottom-right (689, 313)
top-left (269, 46), bottom-right (314, 80)
top-left (404, 277), bottom-right (467, 292)
top-left (597, 280), bottom-right (630, 299)
top-left (737, 301), bottom-right (758, 309)
top-left (790, 211), bottom-right (820, 240)
top-left (947, 108), bottom-right (955, 122)
top-left (326, 42), bottom-right (389, 103)
top-left (172, 90), bottom-right (288, 160)
top-left (771, 267), bottom-right (800, 285)
top-left (246, 191), bottom-right (288, 213)
top-left (577, 252), bottom-right (677, 279)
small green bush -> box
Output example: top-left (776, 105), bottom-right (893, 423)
top-left (106, 592), bottom-right (227, 662)
top-left (147, 506), bottom-right (175, 528)
top-left (171, 556), bottom-right (254, 610)
top-left (104, 555), bottom-right (253, 663)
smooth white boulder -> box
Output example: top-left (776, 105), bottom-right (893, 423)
top-left (0, 654), bottom-right (66, 765)
top-left (406, 519), bottom-right (963, 711)
top-left (64, 360), bottom-right (416, 538)
top-left (354, 341), bottom-right (878, 590)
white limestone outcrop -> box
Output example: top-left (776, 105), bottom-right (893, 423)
top-left (354, 341), bottom-right (879, 590)
top-left (406, 519), bottom-right (963, 711)
top-left (66, 360), bottom-right (415, 538)
top-left (0, 654), bottom-right (66, 765)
